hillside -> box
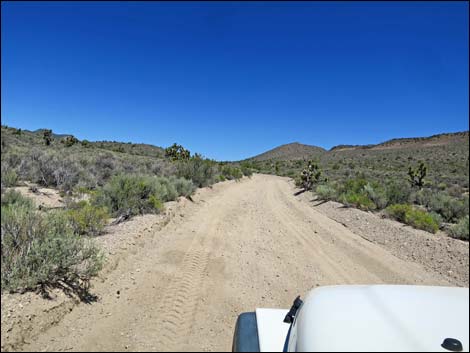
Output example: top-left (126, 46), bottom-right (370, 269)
top-left (248, 142), bottom-right (326, 161)
top-left (247, 131), bottom-right (469, 212)
top-left (330, 131), bottom-right (469, 152)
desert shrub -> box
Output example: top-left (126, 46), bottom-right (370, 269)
top-left (315, 184), bottom-right (337, 201)
top-left (169, 176), bottom-right (195, 198)
top-left (240, 166), bottom-right (253, 177)
top-left (385, 180), bottom-right (413, 205)
top-left (449, 216), bottom-right (469, 240)
top-left (92, 174), bottom-right (193, 217)
top-left (429, 211), bottom-right (444, 228)
top-left (386, 204), bottom-right (439, 233)
top-left (221, 165), bottom-right (243, 181)
top-left (176, 155), bottom-right (217, 187)
top-left (66, 203), bottom-right (109, 236)
top-left (363, 182), bottom-right (388, 209)
top-left (93, 174), bottom-right (164, 217)
top-left (153, 176), bottom-right (178, 202)
top-left (18, 149), bottom-right (80, 192)
top-left (240, 162), bottom-right (254, 177)
top-left (93, 152), bottom-right (117, 184)
top-left (335, 177), bottom-right (377, 210)
top-left (340, 191), bottom-right (376, 210)
top-left (1, 189), bottom-right (34, 208)
top-left (1, 203), bottom-right (103, 292)
top-left (339, 177), bottom-right (368, 195)
top-left (416, 191), bottom-right (469, 222)
top-left (1, 164), bottom-right (18, 188)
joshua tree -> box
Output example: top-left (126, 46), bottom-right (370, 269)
top-left (300, 160), bottom-right (324, 191)
top-left (164, 143), bottom-right (190, 161)
top-left (408, 162), bottom-right (427, 189)
top-left (43, 129), bottom-right (53, 146)
top-left (61, 135), bottom-right (79, 147)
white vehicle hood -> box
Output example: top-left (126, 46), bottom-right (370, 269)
top-left (255, 308), bottom-right (290, 352)
top-left (293, 285), bottom-right (469, 352)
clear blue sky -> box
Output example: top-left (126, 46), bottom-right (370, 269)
top-left (2, 1), bottom-right (468, 161)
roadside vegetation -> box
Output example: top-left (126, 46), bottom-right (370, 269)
top-left (243, 135), bottom-right (469, 240)
top-left (0, 125), bottom-right (251, 294)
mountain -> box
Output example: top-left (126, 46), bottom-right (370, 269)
top-left (330, 131), bottom-right (469, 152)
top-left (248, 142), bottom-right (326, 161)
top-left (249, 131), bottom-right (469, 160)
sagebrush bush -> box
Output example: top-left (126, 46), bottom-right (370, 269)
top-left (93, 174), bottom-right (195, 217)
top-left (363, 182), bottom-right (388, 209)
top-left (340, 191), bottom-right (376, 210)
top-left (385, 180), bottom-right (412, 205)
top-left (221, 165), bottom-right (243, 181)
top-left (153, 176), bottom-right (178, 202)
top-left (449, 216), bottom-right (469, 240)
top-left (93, 174), bottom-right (164, 217)
top-left (240, 166), bottom-right (253, 177)
top-left (413, 189), bottom-right (467, 222)
top-left (176, 155), bottom-right (217, 187)
top-left (315, 184), bottom-right (337, 201)
top-left (66, 203), bottom-right (109, 236)
top-left (1, 199), bottom-right (103, 292)
top-left (18, 148), bottom-right (80, 191)
top-left (1, 166), bottom-right (18, 188)
top-left (1, 189), bottom-right (33, 208)
top-left (386, 204), bottom-right (439, 233)
top-left (169, 176), bottom-right (195, 197)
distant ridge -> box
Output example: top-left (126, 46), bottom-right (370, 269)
top-left (248, 131), bottom-right (469, 160)
top-left (32, 128), bottom-right (72, 139)
top-left (330, 131), bottom-right (469, 152)
top-left (247, 142), bottom-right (326, 161)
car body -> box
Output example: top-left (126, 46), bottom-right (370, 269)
top-left (232, 285), bottom-right (469, 352)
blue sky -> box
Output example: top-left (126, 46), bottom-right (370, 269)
top-left (1, 1), bottom-right (468, 161)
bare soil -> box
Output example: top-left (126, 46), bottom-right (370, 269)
top-left (1, 174), bottom-right (467, 352)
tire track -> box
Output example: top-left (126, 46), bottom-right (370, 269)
top-left (157, 248), bottom-right (209, 349)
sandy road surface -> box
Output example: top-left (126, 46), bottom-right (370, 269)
top-left (18, 174), bottom-right (450, 352)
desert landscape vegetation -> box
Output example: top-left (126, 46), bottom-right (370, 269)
top-left (1, 124), bottom-right (468, 351)
top-left (2, 1), bottom-right (469, 351)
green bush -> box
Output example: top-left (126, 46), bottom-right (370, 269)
top-left (315, 184), bottom-right (337, 201)
top-left (340, 191), bottom-right (376, 210)
top-left (1, 167), bottom-right (18, 187)
top-left (153, 176), bottom-right (178, 202)
top-left (93, 174), bottom-right (165, 217)
top-left (339, 177), bottom-right (368, 195)
top-left (412, 189), bottom-right (468, 222)
top-left (93, 174), bottom-right (194, 217)
top-left (169, 176), bottom-right (195, 198)
top-left (240, 165), bottom-right (254, 177)
top-left (221, 165), bottom-right (243, 181)
top-left (385, 180), bottom-right (412, 205)
top-left (66, 203), bottom-right (109, 236)
top-left (1, 189), bottom-right (33, 208)
top-left (1, 202), bottom-right (103, 292)
top-left (386, 204), bottom-right (439, 233)
top-left (449, 216), bottom-right (469, 240)
top-left (363, 182), bottom-right (388, 209)
top-left (176, 155), bottom-right (217, 187)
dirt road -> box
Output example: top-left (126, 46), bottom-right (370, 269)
top-left (18, 174), bottom-right (451, 351)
